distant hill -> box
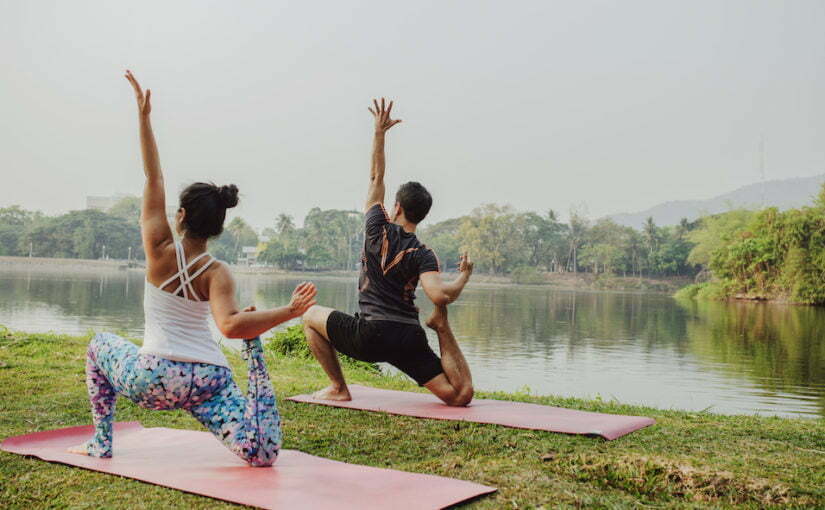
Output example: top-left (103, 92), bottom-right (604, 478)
top-left (608, 174), bottom-right (825, 229)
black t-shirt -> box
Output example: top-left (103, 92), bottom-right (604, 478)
top-left (358, 204), bottom-right (440, 324)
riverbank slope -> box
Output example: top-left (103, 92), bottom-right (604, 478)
top-left (1, 329), bottom-right (822, 508)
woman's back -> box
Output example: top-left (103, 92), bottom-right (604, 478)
top-left (141, 240), bottom-right (228, 367)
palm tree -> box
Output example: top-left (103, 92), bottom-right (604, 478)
top-left (276, 214), bottom-right (295, 236)
top-left (642, 217), bottom-right (660, 276)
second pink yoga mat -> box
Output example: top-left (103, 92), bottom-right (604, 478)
top-left (1, 422), bottom-right (495, 509)
top-left (288, 385), bottom-right (655, 440)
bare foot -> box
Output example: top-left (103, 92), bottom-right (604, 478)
top-left (66, 444), bottom-right (89, 456)
top-left (425, 304), bottom-right (449, 331)
top-left (312, 385), bottom-right (352, 401)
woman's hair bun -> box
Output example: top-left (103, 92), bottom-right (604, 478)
top-left (218, 184), bottom-right (239, 209)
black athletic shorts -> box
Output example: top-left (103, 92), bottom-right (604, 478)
top-left (326, 311), bottom-right (443, 386)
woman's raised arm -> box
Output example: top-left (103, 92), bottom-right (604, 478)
top-left (125, 70), bottom-right (173, 260)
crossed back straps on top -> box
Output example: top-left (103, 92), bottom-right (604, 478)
top-left (158, 241), bottom-right (216, 301)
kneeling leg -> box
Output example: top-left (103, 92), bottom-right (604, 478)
top-left (188, 338), bottom-right (281, 467)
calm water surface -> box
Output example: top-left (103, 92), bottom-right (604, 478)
top-left (1, 268), bottom-right (822, 418)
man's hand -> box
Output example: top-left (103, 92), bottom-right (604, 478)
top-left (125, 70), bottom-right (152, 117)
top-left (459, 251), bottom-right (474, 276)
top-left (368, 98), bottom-right (401, 134)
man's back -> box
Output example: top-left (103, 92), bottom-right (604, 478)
top-left (358, 203), bottom-right (439, 324)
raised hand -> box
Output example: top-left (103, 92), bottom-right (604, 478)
top-left (459, 251), bottom-right (474, 275)
top-left (368, 97), bottom-right (402, 133)
top-left (288, 282), bottom-right (318, 318)
top-left (125, 70), bottom-right (152, 117)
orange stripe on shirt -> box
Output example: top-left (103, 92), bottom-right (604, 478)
top-left (383, 247), bottom-right (419, 275)
top-left (379, 226), bottom-right (389, 270)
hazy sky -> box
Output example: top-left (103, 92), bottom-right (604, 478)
top-left (2, 1), bottom-right (824, 229)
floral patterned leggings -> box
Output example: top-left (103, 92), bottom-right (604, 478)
top-left (83, 333), bottom-right (281, 467)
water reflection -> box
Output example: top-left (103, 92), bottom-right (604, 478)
top-left (678, 299), bottom-right (825, 417)
top-left (0, 268), bottom-right (821, 418)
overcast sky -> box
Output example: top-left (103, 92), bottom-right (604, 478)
top-left (2, 0), bottom-right (824, 229)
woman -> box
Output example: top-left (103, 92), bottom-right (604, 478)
top-left (68, 70), bottom-right (316, 467)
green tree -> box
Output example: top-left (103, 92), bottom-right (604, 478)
top-left (275, 213), bottom-right (295, 236)
top-left (211, 217), bottom-right (259, 264)
top-left (107, 196), bottom-right (142, 224)
top-left (259, 233), bottom-right (304, 270)
top-left (580, 218), bottom-right (627, 274)
top-left (458, 204), bottom-right (527, 274)
top-left (520, 210), bottom-right (565, 271)
top-left (565, 209), bottom-right (590, 273)
top-left (19, 209), bottom-right (142, 260)
top-left (419, 217), bottom-right (463, 271)
top-left (0, 206), bottom-right (40, 256)
top-left (687, 209), bottom-right (755, 267)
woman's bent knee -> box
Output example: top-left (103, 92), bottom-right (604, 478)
top-left (247, 447), bottom-right (279, 467)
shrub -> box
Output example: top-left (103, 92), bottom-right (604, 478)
top-left (673, 283), bottom-right (702, 300)
top-left (510, 265), bottom-right (545, 285)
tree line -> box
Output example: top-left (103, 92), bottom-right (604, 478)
top-left (0, 196), bottom-right (259, 264)
top-left (0, 196), bottom-right (700, 277)
top-left (252, 203), bottom-right (699, 278)
top-left (4, 184), bottom-right (824, 305)
top-left (678, 183), bottom-right (825, 305)
top-left (419, 204), bottom-right (697, 278)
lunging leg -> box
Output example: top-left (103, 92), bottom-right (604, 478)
top-left (69, 332), bottom-right (140, 457)
top-left (188, 337), bottom-right (281, 467)
top-left (302, 305), bottom-right (351, 401)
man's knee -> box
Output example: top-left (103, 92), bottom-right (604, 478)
top-left (445, 384), bottom-right (474, 407)
top-left (303, 305), bottom-right (326, 329)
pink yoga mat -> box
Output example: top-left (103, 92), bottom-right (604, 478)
top-left (2, 422), bottom-right (495, 509)
top-left (288, 385), bottom-right (655, 440)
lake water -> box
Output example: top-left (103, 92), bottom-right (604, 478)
top-left (1, 267), bottom-right (822, 419)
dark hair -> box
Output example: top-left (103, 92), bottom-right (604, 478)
top-left (179, 182), bottom-right (239, 238)
top-left (395, 181), bottom-right (432, 224)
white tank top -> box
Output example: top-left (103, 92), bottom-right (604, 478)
top-left (139, 241), bottom-right (229, 367)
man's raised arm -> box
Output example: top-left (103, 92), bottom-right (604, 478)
top-left (365, 98), bottom-right (402, 212)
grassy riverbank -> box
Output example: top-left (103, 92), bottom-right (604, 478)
top-left (674, 282), bottom-right (802, 305)
top-left (1, 329), bottom-right (823, 509)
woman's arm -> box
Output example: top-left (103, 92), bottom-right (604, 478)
top-left (209, 266), bottom-right (318, 339)
top-left (125, 70), bottom-right (173, 260)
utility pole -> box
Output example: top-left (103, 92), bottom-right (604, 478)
top-left (759, 136), bottom-right (766, 208)
top-left (29, 242), bottom-right (33, 258)
top-left (127, 246), bottom-right (132, 262)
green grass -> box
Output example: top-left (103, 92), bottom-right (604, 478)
top-left (1, 328), bottom-right (823, 509)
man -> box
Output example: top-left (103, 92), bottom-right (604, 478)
top-left (302, 98), bottom-right (474, 406)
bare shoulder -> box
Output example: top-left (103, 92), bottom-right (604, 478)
top-left (207, 259), bottom-right (233, 280)
top-left (198, 259), bottom-right (234, 301)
